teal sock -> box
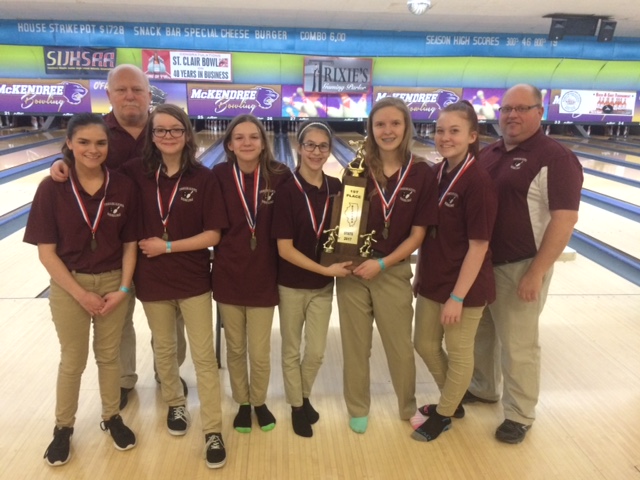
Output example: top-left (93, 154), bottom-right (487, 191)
top-left (349, 416), bottom-right (368, 434)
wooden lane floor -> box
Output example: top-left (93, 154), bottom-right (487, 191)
top-left (0, 142), bottom-right (63, 172)
top-left (576, 203), bottom-right (640, 259)
top-left (0, 129), bottom-right (66, 152)
top-left (0, 252), bottom-right (638, 479)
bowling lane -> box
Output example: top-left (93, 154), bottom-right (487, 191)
top-left (582, 175), bottom-right (640, 206)
top-left (578, 156), bottom-right (640, 182)
top-left (576, 203), bottom-right (640, 260)
top-left (0, 129), bottom-right (66, 152)
top-left (0, 142), bottom-right (64, 172)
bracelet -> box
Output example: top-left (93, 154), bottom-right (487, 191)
top-left (450, 293), bottom-right (464, 303)
top-left (119, 286), bottom-right (131, 294)
top-left (166, 241), bottom-right (172, 254)
top-left (377, 258), bottom-right (386, 271)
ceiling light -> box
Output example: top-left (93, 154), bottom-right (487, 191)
top-left (407, 0), bottom-right (432, 15)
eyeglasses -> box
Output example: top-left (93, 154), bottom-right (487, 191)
top-left (152, 128), bottom-right (186, 138)
top-left (498, 105), bottom-right (541, 114)
top-left (301, 142), bottom-right (330, 153)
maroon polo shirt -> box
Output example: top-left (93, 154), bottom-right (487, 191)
top-left (103, 112), bottom-right (146, 171)
top-left (123, 160), bottom-right (228, 302)
top-left (24, 169), bottom-right (137, 273)
top-left (272, 172), bottom-right (342, 290)
top-left (480, 128), bottom-right (583, 264)
top-left (365, 159), bottom-right (438, 256)
top-left (211, 161), bottom-right (292, 307)
top-left (416, 160), bottom-right (498, 307)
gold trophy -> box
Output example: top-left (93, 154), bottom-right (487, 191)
top-left (320, 139), bottom-right (375, 267)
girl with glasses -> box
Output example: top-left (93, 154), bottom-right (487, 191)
top-left (272, 121), bottom-right (352, 437)
top-left (336, 97), bottom-right (439, 434)
top-left (212, 115), bottom-right (291, 434)
top-left (122, 104), bottom-right (228, 469)
top-left (411, 100), bottom-right (497, 442)
top-left (24, 113), bottom-right (138, 466)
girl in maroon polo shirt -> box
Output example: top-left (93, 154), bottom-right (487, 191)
top-left (24, 113), bottom-right (137, 466)
top-left (272, 121), bottom-right (352, 437)
top-left (336, 97), bottom-right (439, 434)
top-left (411, 100), bottom-right (498, 442)
top-left (128, 104), bottom-right (227, 469)
top-left (212, 115), bottom-right (291, 433)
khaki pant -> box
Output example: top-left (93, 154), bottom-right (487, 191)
top-left (142, 292), bottom-right (222, 433)
top-left (336, 262), bottom-right (417, 420)
top-left (470, 259), bottom-right (553, 425)
top-left (278, 284), bottom-right (333, 407)
top-left (414, 296), bottom-right (484, 417)
top-left (49, 270), bottom-right (128, 427)
top-left (119, 287), bottom-right (186, 389)
top-left (218, 303), bottom-right (275, 406)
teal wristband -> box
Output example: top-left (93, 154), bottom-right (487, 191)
top-left (450, 293), bottom-right (464, 303)
top-left (166, 241), bottom-right (172, 253)
top-left (119, 286), bottom-right (131, 294)
top-left (377, 258), bottom-right (386, 271)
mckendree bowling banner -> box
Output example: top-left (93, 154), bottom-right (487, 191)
top-left (142, 49), bottom-right (232, 82)
top-left (303, 57), bottom-right (372, 94)
top-left (0, 78), bottom-right (91, 114)
top-left (187, 84), bottom-right (281, 118)
top-left (373, 87), bottom-right (463, 120)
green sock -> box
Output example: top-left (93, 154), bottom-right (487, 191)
top-left (349, 416), bottom-right (368, 434)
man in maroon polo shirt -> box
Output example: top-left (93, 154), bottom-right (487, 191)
top-left (464, 84), bottom-right (583, 444)
top-left (50, 64), bottom-right (187, 409)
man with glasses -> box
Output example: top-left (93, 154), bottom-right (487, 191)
top-left (463, 84), bottom-right (583, 444)
top-left (50, 64), bottom-right (187, 410)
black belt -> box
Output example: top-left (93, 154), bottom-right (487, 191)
top-left (493, 255), bottom-right (534, 266)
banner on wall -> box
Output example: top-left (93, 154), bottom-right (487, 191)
top-left (282, 85), bottom-right (370, 119)
top-left (373, 87), bottom-right (462, 121)
top-left (548, 89), bottom-right (636, 123)
top-left (187, 84), bottom-right (281, 117)
top-left (303, 57), bottom-right (372, 94)
top-left (44, 47), bottom-right (116, 77)
top-left (142, 49), bottom-right (232, 82)
top-left (0, 78), bottom-right (91, 114)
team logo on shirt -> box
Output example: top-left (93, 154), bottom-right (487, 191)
top-left (399, 187), bottom-right (416, 202)
top-left (106, 202), bottom-right (124, 217)
top-left (511, 158), bottom-right (527, 170)
top-left (261, 189), bottom-right (276, 204)
top-left (443, 192), bottom-right (459, 208)
top-left (180, 187), bottom-right (197, 202)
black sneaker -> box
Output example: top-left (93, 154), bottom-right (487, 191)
top-left (43, 426), bottom-right (73, 466)
top-left (302, 397), bottom-right (320, 424)
top-left (418, 403), bottom-right (465, 419)
top-left (100, 415), bottom-right (136, 451)
top-left (495, 419), bottom-right (530, 444)
top-left (119, 387), bottom-right (133, 410)
top-left (167, 405), bottom-right (190, 436)
top-left (204, 433), bottom-right (227, 469)
top-left (461, 390), bottom-right (498, 404)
